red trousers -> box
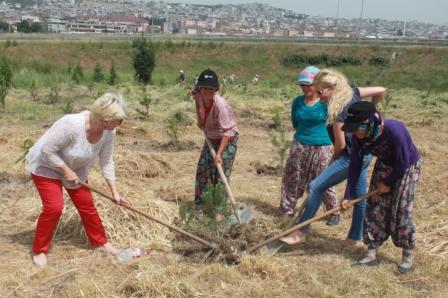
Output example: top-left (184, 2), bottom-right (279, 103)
top-left (31, 174), bottom-right (108, 254)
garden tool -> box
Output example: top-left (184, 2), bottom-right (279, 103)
top-left (261, 197), bottom-right (308, 256)
top-left (246, 190), bottom-right (380, 254)
top-left (204, 134), bottom-right (252, 225)
top-left (79, 181), bottom-right (217, 251)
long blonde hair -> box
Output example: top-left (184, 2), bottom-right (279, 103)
top-left (313, 69), bottom-right (353, 123)
top-left (90, 92), bottom-right (127, 122)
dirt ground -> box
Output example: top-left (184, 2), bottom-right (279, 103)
top-left (0, 85), bottom-right (447, 297)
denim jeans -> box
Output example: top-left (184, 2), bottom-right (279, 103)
top-left (298, 153), bottom-right (372, 240)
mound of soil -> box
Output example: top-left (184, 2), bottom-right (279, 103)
top-left (172, 218), bottom-right (276, 265)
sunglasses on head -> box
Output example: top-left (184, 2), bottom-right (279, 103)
top-left (317, 88), bottom-right (329, 95)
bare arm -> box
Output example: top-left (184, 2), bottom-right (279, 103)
top-left (331, 121), bottom-right (346, 162)
top-left (358, 87), bottom-right (386, 105)
top-left (216, 136), bottom-right (229, 165)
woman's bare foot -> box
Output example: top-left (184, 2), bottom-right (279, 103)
top-left (280, 230), bottom-right (306, 245)
top-left (32, 253), bottom-right (47, 267)
top-left (97, 242), bottom-right (119, 255)
top-left (340, 238), bottom-right (360, 247)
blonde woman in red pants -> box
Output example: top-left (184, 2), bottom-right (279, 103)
top-left (26, 92), bottom-right (127, 266)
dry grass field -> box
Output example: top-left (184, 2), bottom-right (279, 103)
top-left (0, 43), bottom-right (447, 297)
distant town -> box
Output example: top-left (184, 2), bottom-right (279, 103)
top-left (1, 0), bottom-right (447, 40)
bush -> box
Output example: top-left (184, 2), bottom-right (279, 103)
top-left (282, 53), bottom-right (363, 68)
top-left (135, 85), bottom-right (152, 119)
top-left (92, 63), bottom-right (104, 83)
top-left (15, 139), bottom-right (34, 164)
top-left (179, 182), bottom-right (232, 236)
top-left (61, 99), bottom-right (74, 114)
top-left (0, 58), bottom-right (13, 87)
top-left (71, 63), bottom-right (84, 83)
top-left (270, 110), bottom-right (291, 170)
top-left (0, 57), bottom-right (13, 107)
top-left (108, 62), bottom-right (118, 85)
top-left (369, 55), bottom-right (389, 66)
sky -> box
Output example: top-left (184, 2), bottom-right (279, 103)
top-left (170, 0), bottom-right (448, 25)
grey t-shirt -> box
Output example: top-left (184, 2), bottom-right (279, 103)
top-left (327, 87), bottom-right (362, 155)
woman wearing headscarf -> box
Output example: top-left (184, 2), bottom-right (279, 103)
top-left (341, 101), bottom-right (420, 274)
top-left (281, 69), bottom-right (386, 246)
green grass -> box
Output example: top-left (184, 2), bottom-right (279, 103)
top-left (1, 40), bottom-right (448, 93)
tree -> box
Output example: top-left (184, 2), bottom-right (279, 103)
top-left (0, 58), bottom-right (12, 107)
top-left (0, 58), bottom-right (13, 88)
top-left (0, 21), bottom-right (9, 32)
top-left (30, 22), bottom-right (43, 33)
top-left (132, 39), bottom-right (155, 85)
top-left (135, 85), bottom-right (152, 120)
top-left (92, 63), bottom-right (104, 83)
top-left (0, 77), bottom-right (7, 108)
top-left (72, 63), bottom-right (84, 83)
top-left (108, 62), bottom-right (118, 85)
top-left (16, 20), bottom-right (31, 33)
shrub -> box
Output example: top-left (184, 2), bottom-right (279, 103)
top-left (30, 80), bottom-right (39, 101)
top-left (135, 85), bottom-right (152, 119)
top-left (47, 85), bottom-right (60, 105)
top-left (179, 182), bottom-right (232, 237)
top-left (72, 63), bottom-right (84, 83)
top-left (92, 63), bottom-right (104, 83)
top-left (108, 62), bottom-right (118, 85)
top-left (15, 139), bottom-right (34, 164)
top-left (0, 58), bottom-right (13, 88)
top-left (62, 99), bottom-right (74, 114)
top-left (270, 110), bottom-right (291, 170)
top-left (369, 55), bottom-right (389, 66)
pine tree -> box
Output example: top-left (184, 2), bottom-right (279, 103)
top-left (132, 39), bottom-right (155, 85)
top-left (72, 63), bottom-right (84, 83)
top-left (92, 63), bottom-right (104, 83)
top-left (108, 62), bottom-right (118, 85)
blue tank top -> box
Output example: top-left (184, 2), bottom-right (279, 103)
top-left (291, 95), bottom-right (331, 146)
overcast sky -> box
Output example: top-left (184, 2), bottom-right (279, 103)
top-left (170, 0), bottom-right (448, 25)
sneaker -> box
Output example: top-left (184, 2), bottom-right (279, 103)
top-left (398, 265), bottom-right (414, 274)
top-left (116, 248), bottom-right (143, 262)
top-left (277, 207), bottom-right (294, 217)
top-left (326, 214), bottom-right (340, 226)
top-left (352, 259), bottom-right (379, 267)
top-left (32, 253), bottom-right (47, 267)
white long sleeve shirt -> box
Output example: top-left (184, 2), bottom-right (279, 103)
top-left (26, 111), bottom-right (116, 189)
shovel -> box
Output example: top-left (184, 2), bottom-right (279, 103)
top-left (79, 181), bottom-right (217, 251)
top-left (246, 190), bottom-right (380, 254)
top-left (260, 197), bottom-right (308, 255)
top-left (203, 135), bottom-right (252, 225)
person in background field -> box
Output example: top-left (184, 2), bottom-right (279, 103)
top-left (278, 66), bottom-right (339, 225)
top-left (191, 69), bottom-right (239, 206)
top-left (26, 93), bottom-right (128, 267)
top-left (340, 101), bottom-right (420, 274)
top-left (178, 70), bottom-right (186, 85)
top-left (281, 68), bottom-right (386, 246)
top-left (252, 74), bottom-right (259, 85)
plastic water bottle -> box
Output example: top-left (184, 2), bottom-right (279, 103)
top-left (116, 248), bottom-right (143, 262)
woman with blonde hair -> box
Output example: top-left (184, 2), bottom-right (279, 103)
top-left (281, 69), bottom-right (386, 246)
top-left (26, 92), bottom-right (127, 266)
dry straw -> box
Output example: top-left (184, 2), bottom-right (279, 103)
top-left (55, 171), bottom-right (177, 250)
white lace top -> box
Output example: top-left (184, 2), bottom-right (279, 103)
top-left (26, 111), bottom-right (116, 189)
